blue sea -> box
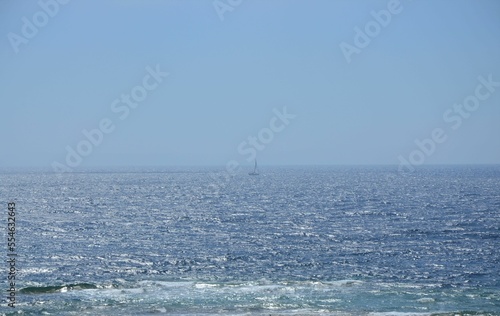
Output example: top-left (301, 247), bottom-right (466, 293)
top-left (1, 166), bottom-right (499, 315)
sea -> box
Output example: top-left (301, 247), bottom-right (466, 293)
top-left (0, 165), bottom-right (499, 315)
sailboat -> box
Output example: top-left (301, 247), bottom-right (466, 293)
top-left (248, 159), bottom-right (259, 176)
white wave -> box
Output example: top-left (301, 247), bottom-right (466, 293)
top-left (368, 313), bottom-right (431, 316)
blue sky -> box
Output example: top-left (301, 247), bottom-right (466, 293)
top-left (1, 0), bottom-right (499, 169)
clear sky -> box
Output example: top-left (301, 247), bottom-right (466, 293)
top-left (1, 0), bottom-right (499, 170)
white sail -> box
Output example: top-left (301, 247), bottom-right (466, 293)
top-left (249, 159), bottom-right (259, 175)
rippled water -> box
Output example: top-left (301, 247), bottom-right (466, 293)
top-left (1, 166), bottom-right (499, 315)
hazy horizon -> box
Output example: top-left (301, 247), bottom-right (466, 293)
top-left (1, 162), bottom-right (499, 173)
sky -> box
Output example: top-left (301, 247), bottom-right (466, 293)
top-left (1, 0), bottom-right (499, 170)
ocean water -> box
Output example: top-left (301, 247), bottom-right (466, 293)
top-left (1, 166), bottom-right (499, 315)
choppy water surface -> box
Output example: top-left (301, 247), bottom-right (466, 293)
top-left (1, 166), bottom-right (499, 315)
